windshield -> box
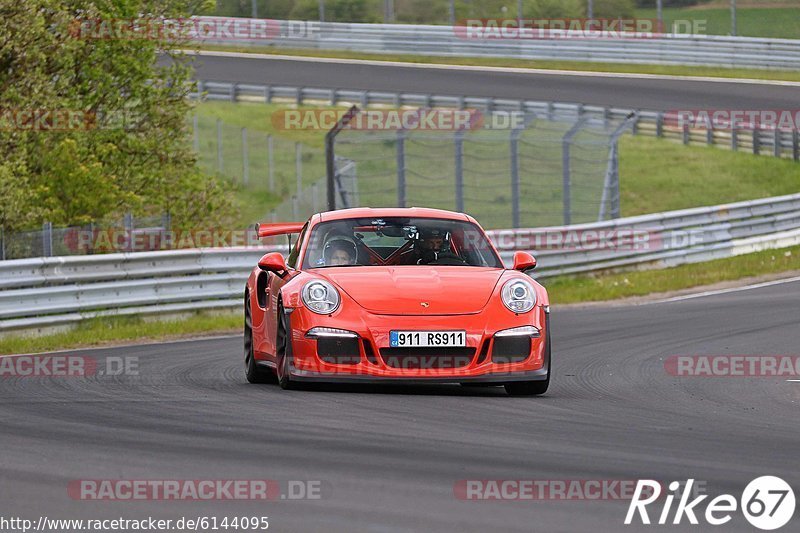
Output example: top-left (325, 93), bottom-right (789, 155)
top-left (302, 217), bottom-right (503, 269)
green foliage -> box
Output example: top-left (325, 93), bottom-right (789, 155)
top-left (0, 0), bottom-right (237, 233)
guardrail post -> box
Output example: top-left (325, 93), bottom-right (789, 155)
top-left (330, 88), bottom-right (337, 106)
top-left (216, 118), bottom-right (223, 172)
top-left (242, 128), bottom-right (249, 186)
top-left (360, 91), bottom-right (368, 108)
top-left (656, 112), bottom-right (664, 137)
top-left (229, 83), bottom-right (236, 102)
top-left (454, 131), bottom-right (464, 212)
top-left (296, 87), bottom-right (304, 105)
top-left (793, 130), bottom-right (799, 161)
top-left (774, 129), bottom-right (782, 158)
top-left (682, 121), bottom-right (690, 145)
top-left (705, 115), bottom-right (713, 145)
top-left (264, 85), bottom-right (272, 104)
top-left (753, 128), bottom-right (761, 155)
top-left (396, 129), bottom-right (406, 207)
top-left (267, 135), bottom-right (275, 192)
top-left (42, 221), bottom-right (52, 257)
top-left (731, 129), bottom-right (738, 151)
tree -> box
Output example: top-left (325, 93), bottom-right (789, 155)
top-left (0, 0), bottom-right (236, 233)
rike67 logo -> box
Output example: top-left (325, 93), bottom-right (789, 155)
top-left (626, 477), bottom-right (795, 530)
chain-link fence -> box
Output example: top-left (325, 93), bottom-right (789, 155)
top-left (0, 214), bottom-right (170, 261)
top-left (192, 114), bottom-right (326, 203)
top-left (269, 109), bottom-right (635, 229)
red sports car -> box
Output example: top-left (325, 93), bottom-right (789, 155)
top-left (243, 207), bottom-right (551, 396)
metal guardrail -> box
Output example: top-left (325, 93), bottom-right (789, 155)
top-left (195, 81), bottom-right (800, 162)
top-left (192, 18), bottom-right (800, 70)
top-left (2, 193), bottom-right (800, 333)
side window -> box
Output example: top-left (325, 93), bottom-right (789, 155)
top-left (286, 223), bottom-right (308, 269)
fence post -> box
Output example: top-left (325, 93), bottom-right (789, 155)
top-left (731, 129), bottom-right (738, 151)
top-left (267, 135), bottom-right (275, 192)
top-left (454, 131), bottom-right (464, 212)
top-left (295, 142), bottom-right (303, 199)
top-left (124, 213), bottom-right (133, 253)
top-left (510, 121), bottom-right (527, 229)
top-left (216, 118), bottom-right (223, 172)
top-left (682, 121), bottom-right (690, 145)
top-left (562, 118), bottom-right (587, 226)
top-left (656, 112), bottom-right (664, 137)
top-left (312, 183), bottom-right (319, 213)
top-left (753, 128), bottom-right (760, 155)
top-left (793, 130), bottom-right (799, 162)
top-left (192, 114), bottom-right (199, 153)
top-left (774, 129), bottom-right (782, 158)
top-left (705, 115), bottom-right (713, 145)
top-left (396, 129), bottom-right (406, 207)
top-left (242, 128), bottom-right (249, 186)
top-left (42, 221), bottom-right (53, 257)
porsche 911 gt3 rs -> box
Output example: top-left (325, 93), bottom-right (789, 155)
top-left (243, 207), bottom-right (550, 396)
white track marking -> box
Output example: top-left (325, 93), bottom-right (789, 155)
top-left (186, 49), bottom-right (800, 87)
top-left (649, 275), bottom-right (800, 305)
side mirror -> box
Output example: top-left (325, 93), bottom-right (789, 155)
top-left (258, 252), bottom-right (287, 275)
top-left (512, 251), bottom-right (536, 272)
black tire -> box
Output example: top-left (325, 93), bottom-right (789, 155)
top-left (275, 302), bottom-right (297, 390)
top-left (244, 294), bottom-right (275, 384)
top-left (504, 320), bottom-right (551, 397)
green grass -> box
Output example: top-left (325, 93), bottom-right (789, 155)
top-left (0, 312), bottom-right (241, 356)
top-left (619, 136), bottom-right (800, 216)
top-left (544, 244), bottom-right (800, 304)
top-left (198, 45), bottom-right (800, 82)
top-left (636, 6), bottom-right (800, 40)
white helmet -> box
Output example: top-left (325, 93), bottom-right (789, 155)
top-left (323, 235), bottom-right (358, 265)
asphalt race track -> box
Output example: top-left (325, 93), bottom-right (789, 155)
top-left (187, 52), bottom-right (800, 111)
top-left (2, 279), bottom-right (798, 532)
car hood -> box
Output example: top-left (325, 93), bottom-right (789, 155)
top-left (317, 266), bottom-right (504, 315)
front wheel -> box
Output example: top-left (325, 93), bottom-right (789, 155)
top-left (275, 303), bottom-right (297, 390)
top-left (245, 295), bottom-right (275, 384)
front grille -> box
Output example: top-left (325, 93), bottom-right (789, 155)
top-left (491, 336), bottom-right (531, 364)
top-left (379, 347), bottom-right (475, 369)
top-left (316, 337), bottom-right (361, 365)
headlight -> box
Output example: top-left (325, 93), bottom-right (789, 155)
top-left (302, 280), bottom-right (341, 314)
top-left (501, 279), bottom-right (536, 313)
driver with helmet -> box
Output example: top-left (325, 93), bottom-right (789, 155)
top-left (322, 235), bottom-right (359, 266)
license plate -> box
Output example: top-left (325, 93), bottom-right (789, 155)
top-left (390, 331), bottom-right (466, 348)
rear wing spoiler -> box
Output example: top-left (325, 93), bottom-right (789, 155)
top-left (256, 222), bottom-right (305, 239)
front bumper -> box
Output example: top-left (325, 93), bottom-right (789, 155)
top-left (281, 305), bottom-right (549, 384)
